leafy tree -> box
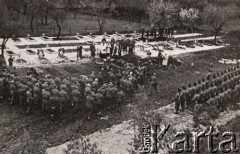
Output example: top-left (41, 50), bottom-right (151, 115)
top-left (148, 0), bottom-right (179, 29)
top-left (202, 4), bottom-right (238, 43)
top-left (0, 1), bottom-right (21, 57)
top-left (62, 0), bottom-right (87, 19)
top-left (26, 0), bottom-right (42, 34)
top-left (179, 7), bottom-right (199, 33)
top-left (88, 1), bottom-right (107, 33)
top-left (50, 8), bottom-right (67, 39)
top-left (5, 0), bottom-right (29, 15)
top-left (40, 0), bottom-right (56, 25)
top-left (117, 0), bottom-right (149, 23)
top-left (64, 134), bottom-right (102, 154)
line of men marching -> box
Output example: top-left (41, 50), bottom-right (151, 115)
top-left (174, 64), bottom-right (240, 127)
top-left (0, 60), bottom-right (158, 120)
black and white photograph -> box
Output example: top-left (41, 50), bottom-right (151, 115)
top-left (0, 0), bottom-right (240, 153)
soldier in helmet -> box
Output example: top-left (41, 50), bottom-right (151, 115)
top-left (72, 87), bottom-right (81, 110)
top-left (108, 71), bottom-right (116, 84)
top-left (18, 83), bottom-right (27, 112)
top-left (33, 83), bottom-right (41, 111)
top-left (125, 78), bottom-right (133, 98)
top-left (116, 70), bottom-right (122, 88)
top-left (86, 93), bottom-right (94, 120)
top-left (96, 72), bottom-right (104, 86)
top-left (94, 91), bottom-right (103, 114)
top-left (92, 78), bottom-right (99, 93)
top-left (111, 85), bottom-right (118, 108)
top-left (185, 84), bottom-right (191, 109)
top-left (9, 80), bottom-right (16, 105)
top-left (117, 90), bottom-right (125, 110)
top-left (26, 88), bottom-right (33, 114)
top-left (42, 88), bottom-right (51, 114)
top-left (84, 83), bottom-right (92, 96)
top-left (59, 88), bottom-right (68, 114)
top-left (173, 88), bottom-right (181, 114)
top-left (148, 73), bottom-right (158, 96)
top-left (193, 102), bottom-right (203, 128)
top-left (50, 88), bottom-right (59, 120)
top-left (105, 84), bottom-right (112, 109)
top-left (60, 83), bottom-right (68, 93)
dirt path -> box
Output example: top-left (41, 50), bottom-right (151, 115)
top-left (46, 103), bottom-right (240, 154)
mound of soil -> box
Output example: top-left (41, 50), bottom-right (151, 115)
top-left (121, 54), bottom-right (141, 65)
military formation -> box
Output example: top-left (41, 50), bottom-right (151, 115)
top-left (174, 65), bottom-right (240, 127)
top-left (0, 60), bottom-right (158, 121)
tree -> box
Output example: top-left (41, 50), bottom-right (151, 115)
top-left (89, 1), bottom-right (107, 33)
top-left (179, 8), bottom-right (199, 33)
top-left (5, 0), bottom-right (29, 15)
top-left (64, 135), bottom-right (102, 154)
top-left (0, 1), bottom-right (21, 57)
top-left (40, 0), bottom-right (55, 25)
top-left (26, 0), bottom-right (42, 34)
top-left (148, 0), bottom-right (179, 30)
top-left (50, 8), bottom-right (67, 39)
top-left (114, 0), bottom-right (149, 23)
top-left (202, 4), bottom-right (238, 43)
top-left (62, 0), bottom-right (87, 19)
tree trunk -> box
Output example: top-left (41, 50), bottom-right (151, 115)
top-left (214, 30), bottom-right (219, 44)
top-left (100, 25), bottom-right (103, 33)
top-left (57, 26), bottom-right (61, 39)
top-left (138, 17), bottom-right (142, 23)
top-left (23, 5), bottom-right (28, 15)
top-left (74, 11), bottom-right (77, 19)
top-left (30, 17), bottom-right (34, 34)
top-left (1, 39), bottom-right (7, 57)
top-left (2, 38), bottom-right (9, 57)
top-left (1, 44), bottom-right (4, 57)
top-left (191, 27), bottom-right (194, 33)
top-left (56, 20), bottom-right (61, 39)
top-left (98, 16), bottom-right (103, 33)
top-left (45, 11), bottom-right (48, 25)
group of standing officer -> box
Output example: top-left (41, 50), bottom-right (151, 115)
top-left (173, 65), bottom-right (240, 127)
top-left (0, 57), bottom-right (158, 120)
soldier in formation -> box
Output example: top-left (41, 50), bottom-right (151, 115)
top-left (0, 58), bottom-right (157, 121)
top-left (173, 65), bottom-right (240, 127)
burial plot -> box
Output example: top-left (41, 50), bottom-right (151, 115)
top-left (26, 49), bottom-right (36, 55)
top-left (6, 51), bottom-right (15, 55)
top-left (52, 37), bottom-right (79, 41)
top-left (45, 49), bottom-right (55, 54)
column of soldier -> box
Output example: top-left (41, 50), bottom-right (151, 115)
top-left (0, 61), bottom-right (157, 120)
top-left (174, 65), bottom-right (240, 124)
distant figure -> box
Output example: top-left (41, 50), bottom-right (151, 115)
top-left (106, 57), bottom-right (111, 70)
top-left (158, 50), bottom-right (163, 66)
top-left (8, 55), bottom-right (13, 67)
top-left (90, 43), bottom-right (96, 64)
top-left (58, 48), bottom-right (65, 58)
top-left (102, 37), bottom-right (107, 44)
top-left (141, 28), bottom-right (145, 38)
top-left (77, 46), bottom-right (83, 60)
top-left (37, 49), bottom-right (45, 59)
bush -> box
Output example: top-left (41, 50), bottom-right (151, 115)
top-left (64, 135), bottom-right (102, 154)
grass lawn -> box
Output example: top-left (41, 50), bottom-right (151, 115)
top-left (21, 12), bottom-right (148, 37)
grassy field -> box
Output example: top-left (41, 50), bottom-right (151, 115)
top-left (21, 12), bottom-right (148, 37)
